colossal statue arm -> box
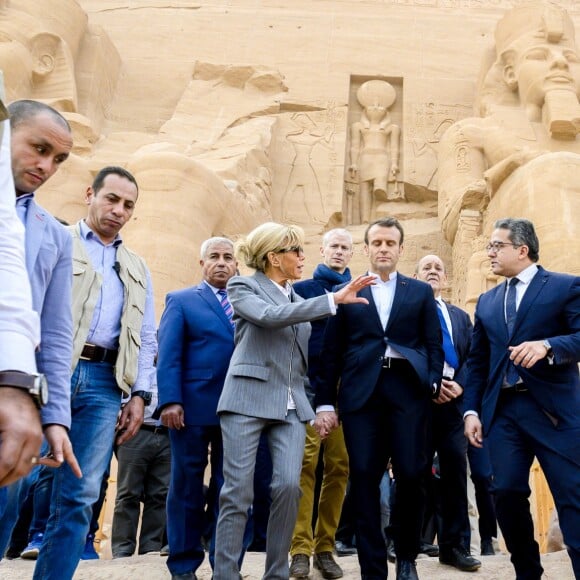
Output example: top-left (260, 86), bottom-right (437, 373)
top-left (437, 118), bottom-right (489, 243)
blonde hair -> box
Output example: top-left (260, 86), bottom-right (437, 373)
top-left (236, 222), bottom-right (305, 272)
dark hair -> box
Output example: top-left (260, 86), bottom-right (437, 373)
top-left (92, 166), bottom-right (139, 195)
top-left (8, 100), bottom-right (71, 133)
top-left (494, 218), bottom-right (539, 262)
top-left (364, 217), bottom-right (404, 245)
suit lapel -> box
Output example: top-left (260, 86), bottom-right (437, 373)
top-left (255, 271), bottom-right (288, 306)
top-left (198, 283), bottom-right (234, 335)
top-left (385, 274), bottom-right (409, 334)
top-left (24, 200), bottom-right (47, 273)
top-left (512, 268), bottom-right (548, 336)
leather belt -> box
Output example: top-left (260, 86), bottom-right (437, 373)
top-left (380, 357), bottom-right (410, 370)
top-left (80, 343), bottom-right (118, 364)
top-left (140, 424), bottom-right (168, 435)
top-left (501, 383), bottom-right (529, 394)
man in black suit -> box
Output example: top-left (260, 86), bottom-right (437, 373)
top-left (414, 255), bottom-right (481, 572)
top-left (315, 217), bottom-right (444, 580)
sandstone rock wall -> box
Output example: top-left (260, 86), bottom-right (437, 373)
top-left (3, 0), bottom-right (580, 312)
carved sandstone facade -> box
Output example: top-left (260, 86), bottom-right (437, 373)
top-left (0, 0), bottom-right (578, 314)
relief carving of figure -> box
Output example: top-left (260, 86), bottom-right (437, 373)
top-left (281, 112), bottom-right (332, 225)
top-left (348, 79), bottom-right (401, 225)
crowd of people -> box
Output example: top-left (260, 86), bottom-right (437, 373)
top-left (0, 88), bottom-right (578, 580)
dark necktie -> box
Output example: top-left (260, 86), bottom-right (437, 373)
top-left (436, 302), bottom-right (459, 370)
top-left (217, 289), bottom-right (235, 329)
top-left (505, 278), bottom-right (520, 385)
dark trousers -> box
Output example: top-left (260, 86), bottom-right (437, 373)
top-left (341, 362), bottom-right (431, 579)
top-left (428, 401), bottom-right (469, 551)
top-left (166, 424), bottom-right (223, 576)
top-left (489, 390), bottom-right (580, 580)
top-left (112, 427), bottom-right (171, 556)
top-left (468, 445), bottom-right (497, 543)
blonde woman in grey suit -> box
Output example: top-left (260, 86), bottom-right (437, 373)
top-left (213, 222), bottom-right (373, 580)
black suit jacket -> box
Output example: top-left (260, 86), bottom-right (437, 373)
top-left (315, 273), bottom-right (444, 412)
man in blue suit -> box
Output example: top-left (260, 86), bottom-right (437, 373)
top-left (157, 236), bottom-right (238, 580)
top-left (414, 255), bottom-right (480, 572)
top-left (464, 218), bottom-right (580, 580)
top-left (316, 217), bottom-right (444, 580)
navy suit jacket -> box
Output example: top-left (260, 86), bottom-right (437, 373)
top-left (25, 199), bottom-right (73, 428)
top-left (315, 273), bottom-right (444, 413)
top-left (464, 266), bottom-right (580, 433)
top-left (156, 282), bottom-right (235, 426)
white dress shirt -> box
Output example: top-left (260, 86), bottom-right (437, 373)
top-left (370, 271), bottom-right (405, 359)
top-left (0, 118), bottom-right (40, 373)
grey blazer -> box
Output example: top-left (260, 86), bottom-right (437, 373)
top-left (217, 272), bottom-right (334, 422)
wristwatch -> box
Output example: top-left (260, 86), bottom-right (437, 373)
top-left (0, 371), bottom-right (48, 408)
top-left (131, 390), bottom-right (152, 406)
top-left (543, 339), bottom-right (553, 358)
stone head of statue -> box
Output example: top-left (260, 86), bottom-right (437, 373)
top-left (483, 1), bottom-right (580, 122)
top-left (356, 80), bottom-right (396, 128)
top-left (0, 0), bottom-right (87, 109)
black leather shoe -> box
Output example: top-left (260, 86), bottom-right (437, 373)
top-left (419, 541), bottom-right (439, 557)
top-left (386, 539), bottom-right (396, 563)
top-left (439, 546), bottom-right (482, 571)
top-left (480, 538), bottom-right (495, 556)
top-left (314, 552), bottom-right (343, 579)
top-left (335, 540), bottom-right (357, 556)
top-left (171, 573), bottom-right (196, 580)
top-left (289, 553), bottom-right (310, 578)
top-left (396, 559), bottom-right (418, 580)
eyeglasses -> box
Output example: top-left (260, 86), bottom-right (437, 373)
top-left (278, 246), bottom-right (304, 257)
top-left (485, 242), bottom-right (520, 253)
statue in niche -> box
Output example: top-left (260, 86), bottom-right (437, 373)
top-left (438, 1), bottom-right (580, 291)
top-left (347, 79), bottom-right (401, 225)
top-left (281, 112), bottom-right (332, 225)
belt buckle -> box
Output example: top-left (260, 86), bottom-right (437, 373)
top-left (80, 343), bottom-right (95, 361)
top-left (382, 356), bottom-right (391, 369)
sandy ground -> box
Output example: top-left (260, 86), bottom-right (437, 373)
top-left (0, 550), bottom-right (575, 579)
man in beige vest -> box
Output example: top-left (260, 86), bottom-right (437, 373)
top-left (33, 166), bottom-right (157, 580)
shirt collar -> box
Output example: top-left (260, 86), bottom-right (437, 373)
top-left (369, 270), bottom-right (397, 287)
top-left (271, 280), bottom-right (292, 299)
top-left (80, 219), bottom-right (123, 247)
top-left (15, 192), bottom-right (34, 205)
top-left (204, 280), bottom-right (225, 296)
top-left (508, 263), bottom-right (538, 286)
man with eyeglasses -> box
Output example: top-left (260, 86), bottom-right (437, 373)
top-left (464, 217), bottom-right (580, 580)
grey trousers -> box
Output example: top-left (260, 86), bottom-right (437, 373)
top-left (214, 411), bottom-right (306, 580)
top-left (111, 427), bottom-right (171, 557)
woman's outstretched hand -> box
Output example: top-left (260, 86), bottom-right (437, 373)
top-left (333, 274), bottom-right (375, 305)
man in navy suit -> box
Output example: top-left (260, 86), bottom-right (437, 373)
top-left (157, 237), bottom-right (238, 580)
top-left (414, 255), bottom-right (480, 572)
top-left (316, 217), bottom-right (444, 580)
top-left (464, 218), bottom-right (580, 580)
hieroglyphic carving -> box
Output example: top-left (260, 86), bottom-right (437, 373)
top-left (406, 102), bottom-right (471, 192)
